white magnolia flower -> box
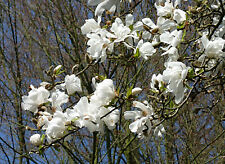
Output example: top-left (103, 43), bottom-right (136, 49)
top-left (30, 134), bottom-right (42, 146)
top-left (70, 97), bottom-right (100, 132)
top-left (173, 9), bottom-right (186, 24)
top-left (125, 101), bottom-right (165, 139)
top-left (201, 34), bottom-right (225, 58)
top-left (65, 74), bottom-right (82, 95)
top-left (142, 18), bottom-right (157, 30)
top-left (87, 31), bottom-right (113, 62)
top-left (37, 112), bottom-right (52, 129)
top-left (124, 101), bottom-right (153, 136)
top-left (125, 18), bottom-right (144, 46)
top-left (155, 0), bottom-right (174, 17)
top-left (161, 46), bottom-right (179, 62)
top-left (153, 124), bottom-right (166, 138)
top-left (21, 85), bottom-right (50, 113)
top-left (90, 79), bottom-right (116, 107)
top-left (150, 74), bottom-right (164, 92)
top-left (109, 14), bottom-right (142, 49)
top-left (155, 0), bottom-right (186, 24)
top-left (81, 19), bottom-right (101, 35)
top-left (133, 21), bottom-right (144, 31)
top-left (160, 30), bottom-right (183, 47)
top-left (126, 14), bottom-right (134, 27)
top-left (142, 17), bottom-right (176, 34)
top-left (99, 107), bottom-right (119, 130)
top-left (163, 62), bottom-right (189, 104)
top-left (46, 111), bottom-right (67, 143)
top-left (48, 89), bottom-right (69, 111)
top-left (135, 40), bottom-right (156, 60)
top-left (88, 0), bottom-right (120, 22)
top-left (124, 110), bottom-right (142, 121)
top-left (141, 17), bottom-right (175, 45)
top-left (110, 17), bottom-right (131, 43)
top-left (88, 0), bottom-right (131, 22)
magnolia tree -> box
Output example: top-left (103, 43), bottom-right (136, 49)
top-left (1, 0), bottom-right (224, 163)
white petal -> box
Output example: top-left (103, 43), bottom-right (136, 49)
top-left (126, 14), bottom-right (134, 27)
top-left (129, 120), bottom-right (141, 133)
top-left (173, 9), bottom-right (186, 24)
top-left (81, 19), bottom-right (100, 35)
top-left (65, 75), bottom-right (82, 95)
top-left (142, 18), bottom-right (157, 29)
top-left (124, 111), bottom-right (142, 120)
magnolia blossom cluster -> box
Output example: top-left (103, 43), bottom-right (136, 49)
top-left (82, 0), bottom-right (191, 104)
top-left (80, 0), bottom-right (187, 138)
top-left (82, 0), bottom-right (187, 62)
top-left (22, 74), bottom-right (82, 114)
top-left (196, 0), bottom-right (225, 71)
top-left (83, 0), bottom-right (224, 139)
top-left (23, 72), bottom-right (165, 145)
top-left (24, 0), bottom-right (225, 147)
top-left (22, 73), bottom-right (119, 143)
top-left (66, 79), bottom-right (119, 134)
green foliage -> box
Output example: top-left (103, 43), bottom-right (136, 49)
top-left (129, 25), bottom-right (133, 31)
top-left (41, 134), bottom-right (45, 144)
top-left (38, 145), bottom-right (45, 155)
top-left (134, 48), bottom-right (140, 58)
top-left (126, 85), bottom-right (134, 98)
top-left (187, 68), bottom-right (195, 79)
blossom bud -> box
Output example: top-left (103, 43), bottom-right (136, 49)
top-left (65, 121), bottom-right (71, 126)
top-left (72, 64), bottom-right (79, 73)
top-left (40, 82), bottom-right (50, 87)
top-left (106, 10), bottom-right (112, 15)
top-left (39, 106), bottom-right (47, 112)
top-left (106, 21), bottom-right (111, 26)
top-left (53, 65), bottom-right (62, 74)
top-left (32, 118), bottom-right (37, 124)
top-left (151, 28), bottom-right (159, 34)
top-left (131, 87), bottom-right (142, 95)
top-left (30, 134), bottom-right (42, 146)
top-left (85, 53), bottom-right (93, 64)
